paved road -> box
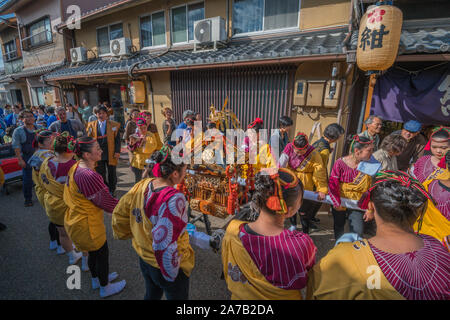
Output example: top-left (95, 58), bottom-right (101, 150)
top-left (0, 154), bottom-right (337, 300)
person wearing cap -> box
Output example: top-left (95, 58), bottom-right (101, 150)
top-left (359, 115), bottom-right (383, 151)
top-left (86, 105), bottom-right (121, 195)
top-left (128, 118), bottom-right (162, 183)
top-left (393, 120), bottom-right (427, 171)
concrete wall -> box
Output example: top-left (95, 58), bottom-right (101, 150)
top-left (15, 0), bottom-right (66, 69)
top-left (146, 71), bottom-right (171, 138)
top-left (291, 61), bottom-right (354, 169)
top-left (300, 0), bottom-right (350, 30)
top-left (75, 0), bottom-right (350, 57)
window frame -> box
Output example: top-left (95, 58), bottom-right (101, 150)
top-left (170, 1), bottom-right (205, 46)
top-left (96, 21), bottom-right (124, 57)
top-left (25, 16), bottom-right (53, 49)
top-left (3, 39), bottom-right (18, 62)
top-left (231, 0), bottom-right (301, 38)
top-left (139, 10), bottom-right (168, 51)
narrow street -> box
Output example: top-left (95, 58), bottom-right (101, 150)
top-left (0, 151), bottom-right (336, 300)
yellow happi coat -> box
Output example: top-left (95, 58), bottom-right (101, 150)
top-left (131, 132), bottom-right (162, 170)
top-left (340, 171), bottom-right (372, 202)
top-left (40, 157), bottom-right (73, 226)
top-left (31, 149), bottom-right (54, 207)
top-left (64, 162), bottom-right (106, 252)
top-left (222, 220), bottom-right (302, 300)
top-left (111, 178), bottom-right (195, 277)
top-left (306, 239), bottom-right (404, 300)
top-left (86, 120), bottom-right (121, 166)
top-left (413, 168), bottom-right (450, 250)
top-left (287, 149), bottom-right (328, 193)
top-left (254, 143), bottom-right (277, 173)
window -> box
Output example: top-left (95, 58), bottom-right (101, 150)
top-left (233, 0), bottom-right (300, 35)
top-left (25, 17), bottom-right (52, 47)
top-left (3, 40), bottom-right (17, 61)
top-left (171, 2), bottom-right (205, 44)
top-left (31, 87), bottom-right (47, 106)
top-left (140, 11), bottom-right (166, 48)
top-left (97, 23), bottom-right (123, 55)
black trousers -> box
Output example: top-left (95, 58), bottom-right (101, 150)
top-left (131, 166), bottom-right (143, 184)
top-left (95, 160), bottom-right (117, 193)
top-left (48, 222), bottom-right (60, 244)
top-left (289, 199), bottom-right (318, 233)
top-left (88, 241), bottom-right (109, 287)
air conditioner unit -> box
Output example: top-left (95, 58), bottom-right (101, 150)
top-left (110, 38), bottom-right (132, 56)
top-left (193, 16), bottom-right (226, 44)
top-left (70, 47), bottom-right (87, 63)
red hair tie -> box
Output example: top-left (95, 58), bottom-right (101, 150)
top-left (248, 118), bottom-right (263, 129)
top-left (424, 126), bottom-right (450, 151)
top-left (352, 134), bottom-right (373, 144)
top-left (152, 163), bottom-right (162, 177)
top-left (292, 132), bottom-right (309, 150)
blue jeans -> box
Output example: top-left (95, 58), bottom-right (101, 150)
top-left (22, 164), bottom-right (33, 202)
top-left (138, 257), bottom-right (189, 300)
top-left (332, 208), bottom-right (364, 241)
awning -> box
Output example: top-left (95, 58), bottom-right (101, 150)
top-left (371, 63), bottom-right (450, 125)
top-left (44, 28), bottom-right (348, 81)
top-left (11, 61), bottom-right (65, 80)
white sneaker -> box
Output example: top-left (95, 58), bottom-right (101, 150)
top-left (100, 280), bottom-right (126, 298)
top-left (92, 272), bottom-right (119, 290)
top-left (68, 251), bottom-right (83, 265)
top-left (49, 240), bottom-right (58, 250)
top-left (56, 245), bottom-right (65, 255)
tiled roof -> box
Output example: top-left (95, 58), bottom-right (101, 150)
top-left (45, 29), bottom-right (348, 80)
top-left (45, 22), bottom-right (450, 81)
top-left (0, 74), bottom-right (12, 83)
top-left (10, 62), bottom-right (65, 79)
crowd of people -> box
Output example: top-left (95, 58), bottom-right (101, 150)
top-left (0, 102), bottom-right (448, 300)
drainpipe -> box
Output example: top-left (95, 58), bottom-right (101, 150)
top-left (145, 74), bottom-right (156, 124)
top-left (226, 0), bottom-right (230, 39)
top-left (41, 75), bottom-right (65, 106)
top-left (357, 77), bottom-right (369, 134)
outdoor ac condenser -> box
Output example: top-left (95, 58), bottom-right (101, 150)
top-left (70, 47), bottom-right (87, 63)
top-left (110, 38), bottom-right (132, 56)
top-left (193, 16), bottom-right (226, 44)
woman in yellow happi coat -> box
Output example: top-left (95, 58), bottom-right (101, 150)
top-left (64, 136), bottom-right (126, 298)
top-left (278, 132), bottom-right (328, 233)
top-left (328, 135), bottom-right (375, 240)
top-left (28, 130), bottom-right (54, 207)
top-left (129, 118), bottom-right (162, 183)
top-left (222, 168), bottom-right (317, 300)
top-left (27, 130), bottom-right (61, 252)
top-left (413, 154), bottom-right (450, 250)
top-left (243, 118), bottom-right (277, 173)
top-left (40, 132), bottom-right (82, 265)
top-left (307, 170), bottom-right (450, 300)
top-left (112, 147), bottom-right (194, 300)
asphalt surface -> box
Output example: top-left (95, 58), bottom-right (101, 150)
top-left (0, 152), bottom-right (338, 300)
